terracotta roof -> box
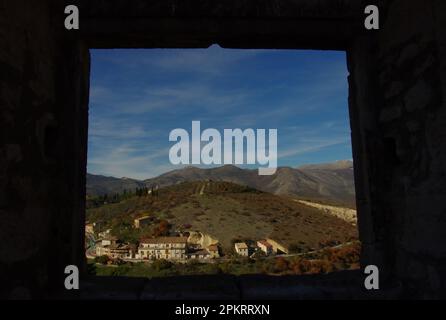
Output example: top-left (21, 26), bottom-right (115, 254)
top-left (140, 236), bottom-right (188, 244)
top-left (257, 240), bottom-right (272, 248)
top-left (208, 244), bottom-right (219, 251)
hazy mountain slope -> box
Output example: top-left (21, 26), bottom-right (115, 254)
top-left (86, 173), bottom-right (145, 197)
top-left (143, 161), bottom-right (355, 206)
top-left (144, 165), bottom-right (259, 189)
top-left (87, 160), bottom-right (355, 206)
top-left (293, 160), bottom-right (355, 206)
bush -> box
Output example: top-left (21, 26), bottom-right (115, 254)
top-left (152, 259), bottom-right (173, 271)
top-left (202, 263), bottom-right (223, 275)
top-left (94, 255), bottom-right (109, 265)
top-left (290, 259), bottom-right (311, 274)
top-left (111, 265), bottom-right (131, 276)
top-left (114, 258), bottom-right (126, 266)
top-left (187, 259), bottom-right (201, 266)
top-left (87, 263), bottom-right (97, 275)
top-left (274, 257), bottom-right (289, 273)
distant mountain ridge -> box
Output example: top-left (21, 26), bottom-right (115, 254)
top-left (87, 160), bottom-right (355, 206)
top-left (86, 174), bottom-right (145, 197)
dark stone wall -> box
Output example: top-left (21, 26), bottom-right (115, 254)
top-left (0, 0), bottom-right (89, 298)
top-left (349, 0), bottom-right (446, 298)
top-left (76, 0), bottom-right (367, 49)
top-left (379, 0), bottom-right (446, 298)
top-left (0, 0), bottom-right (445, 299)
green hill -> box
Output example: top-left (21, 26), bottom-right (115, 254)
top-left (87, 181), bottom-right (358, 254)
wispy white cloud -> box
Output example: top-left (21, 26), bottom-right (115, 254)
top-left (278, 138), bottom-right (350, 159)
top-left (90, 82), bottom-right (250, 116)
top-left (88, 144), bottom-right (173, 179)
top-left (88, 48), bottom-right (351, 178)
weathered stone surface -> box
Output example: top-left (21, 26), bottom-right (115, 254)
top-left (0, 0), bottom-right (89, 299)
top-left (78, 271), bottom-right (402, 300)
top-left (384, 81), bottom-right (404, 99)
top-left (404, 80), bottom-right (432, 112)
top-left (379, 105), bottom-right (402, 122)
top-left (406, 120), bottom-right (420, 132)
top-left (75, 0), bottom-right (367, 49)
top-left (239, 272), bottom-right (354, 300)
top-left (141, 275), bottom-right (240, 300)
top-left (397, 43), bottom-right (420, 66)
top-left (80, 276), bottom-right (146, 300)
top-left (1, 0), bottom-right (446, 299)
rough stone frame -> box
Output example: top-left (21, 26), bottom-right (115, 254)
top-left (68, 0), bottom-right (381, 298)
top-left (5, 0), bottom-right (446, 299)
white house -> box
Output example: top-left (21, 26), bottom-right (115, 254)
top-left (234, 242), bottom-right (249, 256)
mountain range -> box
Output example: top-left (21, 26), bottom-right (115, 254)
top-left (87, 160), bottom-right (355, 207)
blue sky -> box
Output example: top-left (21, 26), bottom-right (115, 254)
top-left (88, 46), bottom-right (352, 179)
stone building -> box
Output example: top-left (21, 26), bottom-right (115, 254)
top-left (138, 237), bottom-right (188, 260)
top-left (257, 240), bottom-right (273, 256)
top-left (100, 236), bottom-right (119, 247)
top-left (207, 244), bottom-right (220, 258)
top-left (266, 238), bottom-right (289, 254)
top-left (188, 249), bottom-right (211, 260)
top-left (96, 243), bottom-right (132, 260)
top-left (133, 215), bottom-right (152, 229)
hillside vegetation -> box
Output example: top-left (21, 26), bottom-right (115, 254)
top-left (89, 241), bottom-right (361, 278)
top-left (87, 181), bottom-right (358, 254)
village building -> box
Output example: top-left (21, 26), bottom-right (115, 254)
top-left (96, 243), bottom-right (132, 259)
top-left (207, 244), bottom-right (220, 258)
top-left (188, 249), bottom-right (210, 260)
top-left (266, 238), bottom-right (289, 254)
top-left (234, 242), bottom-right (249, 256)
top-left (257, 240), bottom-right (273, 255)
top-left (138, 236), bottom-right (188, 260)
top-left (95, 235), bottom-right (137, 260)
top-left (133, 215), bottom-right (152, 229)
top-left (100, 235), bottom-right (118, 247)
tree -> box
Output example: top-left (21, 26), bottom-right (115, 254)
top-left (153, 219), bottom-right (170, 237)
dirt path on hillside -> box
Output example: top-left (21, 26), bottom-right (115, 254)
top-left (293, 199), bottom-right (357, 225)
